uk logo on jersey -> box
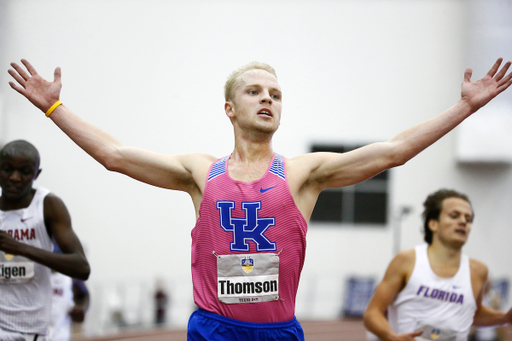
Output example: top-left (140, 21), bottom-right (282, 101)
top-left (217, 201), bottom-right (276, 252)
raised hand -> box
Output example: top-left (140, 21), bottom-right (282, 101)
top-left (461, 58), bottom-right (512, 113)
top-left (8, 59), bottom-right (62, 113)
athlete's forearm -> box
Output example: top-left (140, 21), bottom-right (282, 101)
top-left (12, 242), bottom-right (90, 280)
top-left (363, 309), bottom-right (398, 341)
top-left (387, 100), bottom-right (473, 166)
top-left (473, 305), bottom-right (509, 327)
top-left (48, 104), bottom-right (124, 170)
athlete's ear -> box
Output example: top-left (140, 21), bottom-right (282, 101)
top-left (428, 219), bottom-right (438, 234)
top-left (225, 101), bottom-right (235, 118)
top-left (34, 168), bottom-right (42, 181)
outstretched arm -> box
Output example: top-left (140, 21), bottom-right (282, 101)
top-left (8, 59), bottom-right (214, 195)
top-left (301, 58), bottom-right (512, 191)
top-left (363, 250), bottom-right (423, 341)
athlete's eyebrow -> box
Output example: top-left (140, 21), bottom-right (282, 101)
top-left (244, 83), bottom-right (281, 93)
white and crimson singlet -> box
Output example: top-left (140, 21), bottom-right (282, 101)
top-left (388, 244), bottom-right (477, 341)
top-left (49, 271), bottom-right (74, 341)
top-left (191, 154), bottom-right (307, 323)
top-left (0, 187), bottom-right (53, 335)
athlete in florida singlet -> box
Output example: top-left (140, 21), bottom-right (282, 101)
top-left (0, 187), bottom-right (54, 335)
top-left (191, 153), bottom-right (307, 323)
top-left (388, 244), bottom-right (476, 341)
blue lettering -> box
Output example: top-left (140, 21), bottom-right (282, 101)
top-left (449, 293), bottom-right (457, 302)
top-left (217, 201), bottom-right (276, 252)
top-left (417, 285), bottom-right (426, 295)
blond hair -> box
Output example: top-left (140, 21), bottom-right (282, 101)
top-left (224, 62), bottom-right (277, 102)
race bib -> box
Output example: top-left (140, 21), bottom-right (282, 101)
top-left (0, 262), bottom-right (35, 284)
top-left (415, 323), bottom-right (457, 341)
top-left (216, 252), bottom-right (279, 304)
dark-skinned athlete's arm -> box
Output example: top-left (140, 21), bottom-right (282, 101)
top-left (0, 193), bottom-right (89, 280)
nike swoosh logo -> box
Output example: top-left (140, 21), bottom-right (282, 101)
top-left (260, 185), bottom-right (277, 193)
top-left (21, 217), bottom-right (32, 223)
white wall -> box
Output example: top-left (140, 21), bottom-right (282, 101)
top-left (1, 0), bottom-right (511, 333)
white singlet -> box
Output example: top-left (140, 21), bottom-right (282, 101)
top-left (49, 272), bottom-right (74, 341)
top-left (0, 187), bottom-right (53, 335)
top-left (388, 244), bottom-right (477, 341)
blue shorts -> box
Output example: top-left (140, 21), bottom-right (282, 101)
top-left (187, 309), bottom-right (305, 341)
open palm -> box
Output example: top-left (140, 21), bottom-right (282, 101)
top-left (461, 58), bottom-right (512, 113)
top-left (8, 59), bottom-right (62, 113)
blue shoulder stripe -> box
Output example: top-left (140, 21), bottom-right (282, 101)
top-left (269, 154), bottom-right (285, 180)
top-left (208, 156), bottom-right (228, 181)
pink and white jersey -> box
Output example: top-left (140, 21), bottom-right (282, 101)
top-left (191, 154), bottom-right (308, 323)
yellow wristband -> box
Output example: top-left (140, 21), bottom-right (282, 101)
top-left (45, 100), bottom-right (62, 117)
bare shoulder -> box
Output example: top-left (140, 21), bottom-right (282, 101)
top-left (285, 153), bottom-right (330, 187)
top-left (177, 152), bottom-right (218, 171)
top-left (388, 248), bottom-right (416, 274)
top-left (470, 258), bottom-right (489, 281)
top-left (286, 152), bottom-right (335, 172)
top-left (43, 192), bottom-right (67, 211)
top-left (177, 153), bottom-right (219, 194)
top-left (378, 249), bottom-right (416, 294)
top-left (382, 248), bottom-right (416, 284)
top-left (43, 192), bottom-right (71, 226)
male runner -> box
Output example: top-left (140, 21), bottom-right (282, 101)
top-left (363, 189), bottom-right (512, 341)
top-left (0, 140), bottom-right (90, 341)
top-left (8, 58), bottom-right (512, 340)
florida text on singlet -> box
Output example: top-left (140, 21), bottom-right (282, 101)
top-left (387, 244), bottom-right (477, 341)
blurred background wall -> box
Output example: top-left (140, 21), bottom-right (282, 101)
top-left (0, 0), bottom-right (511, 335)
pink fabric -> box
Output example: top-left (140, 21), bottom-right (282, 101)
top-left (191, 154), bottom-right (308, 322)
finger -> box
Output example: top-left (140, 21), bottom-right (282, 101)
top-left (464, 67), bottom-right (473, 82)
top-left (494, 60), bottom-right (511, 81)
top-left (21, 59), bottom-right (39, 76)
top-left (487, 57), bottom-right (503, 78)
top-left (8, 68), bottom-right (27, 87)
top-left (8, 81), bottom-right (26, 96)
top-left (10, 61), bottom-right (30, 81)
top-left (54, 66), bottom-right (61, 83)
top-left (496, 72), bottom-right (512, 94)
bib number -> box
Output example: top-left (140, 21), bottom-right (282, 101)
top-left (415, 323), bottom-right (457, 341)
top-left (216, 253), bottom-right (279, 304)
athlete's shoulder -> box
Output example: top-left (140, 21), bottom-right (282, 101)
top-left (177, 153), bottom-right (218, 172)
top-left (43, 192), bottom-right (70, 215)
top-left (385, 248), bottom-right (416, 280)
top-left (283, 153), bottom-right (322, 178)
top-left (469, 258), bottom-right (488, 280)
top-left (179, 152), bottom-right (218, 163)
top-left (391, 248), bottom-right (416, 268)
